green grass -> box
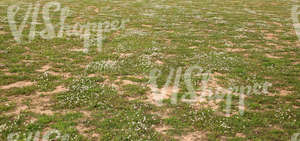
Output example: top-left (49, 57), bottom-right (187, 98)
top-left (0, 0), bottom-right (299, 140)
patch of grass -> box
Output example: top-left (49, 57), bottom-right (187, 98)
top-left (0, 103), bottom-right (16, 114)
top-left (56, 77), bottom-right (117, 108)
top-left (6, 86), bottom-right (36, 96)
top-left (0, 0), bottom-right (299, 140)
top-left (122, 84), bottom-right (148, 97)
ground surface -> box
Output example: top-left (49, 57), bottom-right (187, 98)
top-left (0, 0), bottom-right (299, 140)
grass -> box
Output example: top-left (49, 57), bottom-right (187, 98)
top-left (0, 0), bottom-right (299, 140)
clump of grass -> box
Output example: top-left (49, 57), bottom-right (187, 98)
top-left (96, 107), bottom-right (161, 140)
top-left (0, 103), bottom-right (16, 114)
top-left (56, 77), bottom-right (116, 108)
top-left (6, 86), bottom-right (36, 96)
top-left (274, 107), bottom-right (297, 124)
top-left (136, 55), bottom-right (155, 72)
top-left (0, 114), bottom-right (29, 140)
top-left (37, 72), bottom-right (59, 92)
top-left (193, 51), bottom-right (242, 72)
top-left (122, 84), bottom-right (148, 97)
top-left (85, 60), bottom-right (119, 73)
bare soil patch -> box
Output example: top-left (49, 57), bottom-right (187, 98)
top-left (265, 54), bottom-right (282, 59)
top-left (177, 131), bottom-right (208, 141)
top-left (0, 81), bottom-right (35, 90)
top-left (36, 64), bottom-right (51, 72)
